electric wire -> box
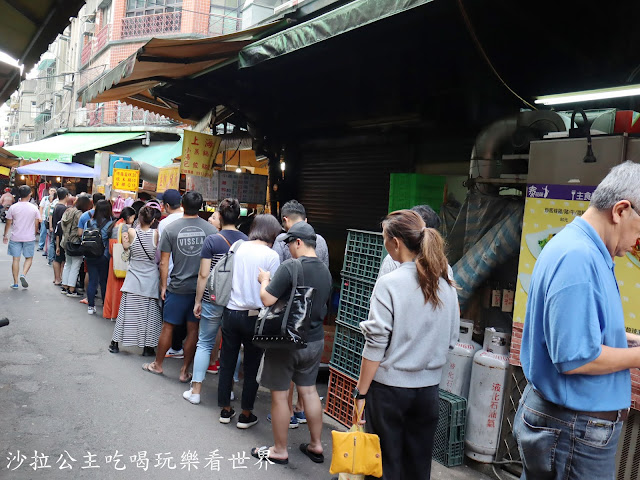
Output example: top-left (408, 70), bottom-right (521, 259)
top-left (456, 0), bottom-right (537, 111)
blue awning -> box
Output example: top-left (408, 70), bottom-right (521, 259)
top-left (17, 161), bottom-right (96, 178)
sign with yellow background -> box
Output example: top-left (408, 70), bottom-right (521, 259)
top-left (181, 130), bottom-right (221, 177)
top-left (514, 184), bottom-right (640, 333)
top-left (156, 164), bottom-right (180, 193)
top-left (112, 168), bottom-right (140, 192)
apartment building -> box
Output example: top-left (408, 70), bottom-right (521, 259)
top-left (5, 79), bottom-right (37, 145)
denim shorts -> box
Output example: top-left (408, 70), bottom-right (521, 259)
top-left (514, 384), bottom-right (623, 480)
top-left (163, 291), bottom-right (199, 325)
top-left (8, 240), bottom-right (35, 258)
top-left (260, 339), bottom-right (324, 391)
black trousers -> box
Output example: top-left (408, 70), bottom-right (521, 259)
top-left (217, 308), bottom-right (263, 411)
top-left (365, 381), bottom-right (439, 480)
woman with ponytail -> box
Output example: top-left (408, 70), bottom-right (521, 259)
top-left (354, 209), bottom-right (460, 480)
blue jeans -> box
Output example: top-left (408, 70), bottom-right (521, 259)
top-left (86, 256), bottom-right (109, 308)
top-left (217, 309), bottom-right (263, 411)
top-left (48, 232), bottom-right (55, 263)
top-left (514, 384), bottom-right (623, 480)
top-left (192, 302), bottom-right (224, 383)
top-left (38, 221), bottom-right (47, 249)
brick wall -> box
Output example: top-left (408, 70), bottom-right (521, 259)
top-left (182, 0), bottom-right (212, 36)
top-left (108, 42), bottom-right (144, 68)
top-left (511, 321), bottom-right (640, 409)
top-left (112, 0), bottom-right (127, 41)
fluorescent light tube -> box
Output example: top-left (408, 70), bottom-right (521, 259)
top-left (535, 85), bottom-right (640, 105)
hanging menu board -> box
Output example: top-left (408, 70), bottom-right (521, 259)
top-left (185, 171), bottom-right (219, 201)
top-left (218, 171), bottom-right (268, 204)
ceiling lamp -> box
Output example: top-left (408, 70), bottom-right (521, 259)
top-left (535, 84), bottom-right (640, 106)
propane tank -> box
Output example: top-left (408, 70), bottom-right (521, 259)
top-left (465, 328), bottom-right (511, 463)
top-left (439, 319), bottom-right (481, 398)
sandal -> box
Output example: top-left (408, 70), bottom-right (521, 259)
top-left (179, 372), bottom-right (193, 383)
top-left (299, 443), bottom-right (324, 463)
top-left (142, 362), bottom-right (163, 375)
top-left (251, 447), bottom-right (288, 465)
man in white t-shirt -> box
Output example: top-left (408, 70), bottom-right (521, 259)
top-left (157, 189), bottom-right (185, 358)
top-left (38, 187), bottom-right (56, 252)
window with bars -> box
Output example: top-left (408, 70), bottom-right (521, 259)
top-left (125, 0), bottom-right (183, 17)
top-left (209, 0), bottom-right (241, 36)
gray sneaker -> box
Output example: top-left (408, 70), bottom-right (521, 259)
top-left (19, 275), bottom-right (28, 288)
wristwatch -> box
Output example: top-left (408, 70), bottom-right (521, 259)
top-left (352, 387), bottom-right (367, 400)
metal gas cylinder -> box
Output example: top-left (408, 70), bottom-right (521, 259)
top-left (464, 328), bottom-right (511, 463)
top-left (439, 319), bottom-right (481, 398)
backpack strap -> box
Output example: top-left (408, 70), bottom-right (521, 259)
top-left (217, 232), bottom-right (232, 247)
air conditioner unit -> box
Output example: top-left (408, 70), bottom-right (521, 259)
top-left (82, 22), bottom-right (96, 35)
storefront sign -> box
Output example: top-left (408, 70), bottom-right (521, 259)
top-left (186, 171), bottom-right (219, 201)
top-left (514, 184), bottom-right (640, 333)
top-left (58, 153), bottom-right (72, 164)
top-left (156, 164), bottom-right (180, 193)
top-left (112, 168), bottom-right (140, 192)
top-left (218, 171), bottom-right (268, 204)
top-left (181, 130), bottom-right (221, 177)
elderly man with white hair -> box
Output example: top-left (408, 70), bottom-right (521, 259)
top-left (515, 160), bottom-right (640, 480)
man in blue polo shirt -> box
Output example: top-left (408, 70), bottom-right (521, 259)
top-left (515, 161), bottom-right (640, 479)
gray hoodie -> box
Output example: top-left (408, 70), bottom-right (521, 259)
top-left (361, 261), bottom-right (460, 388)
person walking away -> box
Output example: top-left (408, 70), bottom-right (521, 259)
top-left (37, 187), bottom-right (55, 252)
top-left (185, 198), bottom-right (247, 404)
top-left (355, 209), bottom-right (460, 480)
top-left (514, 161), bottom-right (640, 480)
top-left (110, 206), bottom-right (162, 355)
top-left (252, 221), bottom-right (331, 465)
top-left (103, 207), bottom-right (136, 321)
top-left (50, 188), bottom-right (69, 285)
top-left (85, 200), bottom-right (114, 315)
top-left (43, 188), bottom-right (58, 263)
top-left (3, 185), bottom-right (41, 289)
top-left (217, 214), bottom-right (281, 428)
top-left (272, 199), bottom-right (330, 424)
top-left (1, 187), bottom-right (14, 210)
top-left (60, 195), bottom-right (91, 297)
top-left (156, 189), bottom-right (186, 359)
top-left (142, 191), bottom-right (216, 381)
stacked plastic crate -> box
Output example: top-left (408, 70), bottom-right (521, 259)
top-left (324, 230), bottom-right (385, 427)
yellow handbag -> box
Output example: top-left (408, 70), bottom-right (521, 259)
top-left (330, 399), bottom-right (383, 478)
top-left (112, 223), bottom-right (129, 279)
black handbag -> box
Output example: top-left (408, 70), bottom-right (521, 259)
top-left (65, 238), bottom-right (84, 256)
top-left (253, 259), bottom-right (315, 350)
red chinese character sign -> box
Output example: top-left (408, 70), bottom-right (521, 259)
top-left (156, 164), bottom-right (180, 193)
top-left (181, 130), bottom-right (221, 178)
top-left (112, 168), bottom-right (140, 192)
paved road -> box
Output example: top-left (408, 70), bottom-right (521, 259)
top-left (0, 242), bottom-right (492, 480)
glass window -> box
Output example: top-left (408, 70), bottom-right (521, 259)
top-left (30, 101), bottom-right (37, 119)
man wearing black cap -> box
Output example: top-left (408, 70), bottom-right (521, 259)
top-left (254, 221), bottom-right (331, 465)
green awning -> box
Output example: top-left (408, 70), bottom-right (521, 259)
top-left (112, 138), bottom-right (183, 168)
top-left (6, 132), bottom-right (144, 162)
top-left (239, 0), bottom-right (433, 68)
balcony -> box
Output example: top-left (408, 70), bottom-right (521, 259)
top-left (209, 12), bottom-right (241, 36)
top-left (86, 102), bottom-right (177, 127)
top-left (80, 24), bottom-right (111, 67)
top-left (121, 11), bottom-right (182, 40)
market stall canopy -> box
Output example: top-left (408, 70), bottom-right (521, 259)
top-left (0, 146), bottom-right (20, 168)
top-left (114, 138), bottom-right (183, 168)
top-left (0, 0), bottom-right (85, 104)
top-left (6, 132), bottom-right (144, 162)
top-left (239, 0), bottom-right (433, 68)
top-left (17, 160), bottom-right (95, 179)
top-left (78, 22), bottom-right (286, 123)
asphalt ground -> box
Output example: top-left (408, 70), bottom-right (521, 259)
top-left (0, 241), bottom-right (492, 480)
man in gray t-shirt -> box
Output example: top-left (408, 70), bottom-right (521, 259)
top-left (273, 200), bottom-right (329, 268)
top-left (143, 191), bottom-right (217, 383)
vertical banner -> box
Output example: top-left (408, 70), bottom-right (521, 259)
top-left (156, 164), bottom-right (180, 193)
top-left (181, 130), bottom-right (221, 177)
top-left (514, 183), bottom-right (640, 333)
top-left (112, 168), bottom-right (140, 192)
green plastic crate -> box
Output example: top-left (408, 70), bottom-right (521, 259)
top-left (433, 389), bottom-right (467, 467)
top-left (329, 323), bottom-right (365, 380)
top-left (388, 173), bottom-right (446, 213)
top-left (342, 230), bottom-right (386, 283)
top-left (337, 275), bottom-right (375, 329)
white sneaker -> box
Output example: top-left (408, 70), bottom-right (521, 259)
top-left (165, 348), bottom-right (184, 359)
top-left (87, 306), bottom-right (96, 315)
top-left (182, 388), bottom-right (201, 405)
top-left (231, 391), bottom-right (235, 401)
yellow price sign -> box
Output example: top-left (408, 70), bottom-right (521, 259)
top-left (156, 164), bottom-right (181, 193)
top-left (181, 130), bottom-right (221, 177)
top-left (113, 168), bottom-right (140, 192)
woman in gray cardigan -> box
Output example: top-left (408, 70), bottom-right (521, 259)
top-left (355, 209), bottom-right (460, 480)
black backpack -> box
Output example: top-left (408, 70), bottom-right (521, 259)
top-left (81, 219), bottom-right (107, 258)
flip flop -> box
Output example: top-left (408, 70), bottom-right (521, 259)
top-left (80, 298), bottom-right (88, 305)
top-left (142, 363), bottom-right (163, 376)
top-left (251, 447), bottom-right (288, 465)
top-left (179, 372), bottom-right (193, 383)
top-left (299, 443), bottom-right (324, 463)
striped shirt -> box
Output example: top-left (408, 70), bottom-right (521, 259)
top-left (201, 229), bottom-right (248, 303)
